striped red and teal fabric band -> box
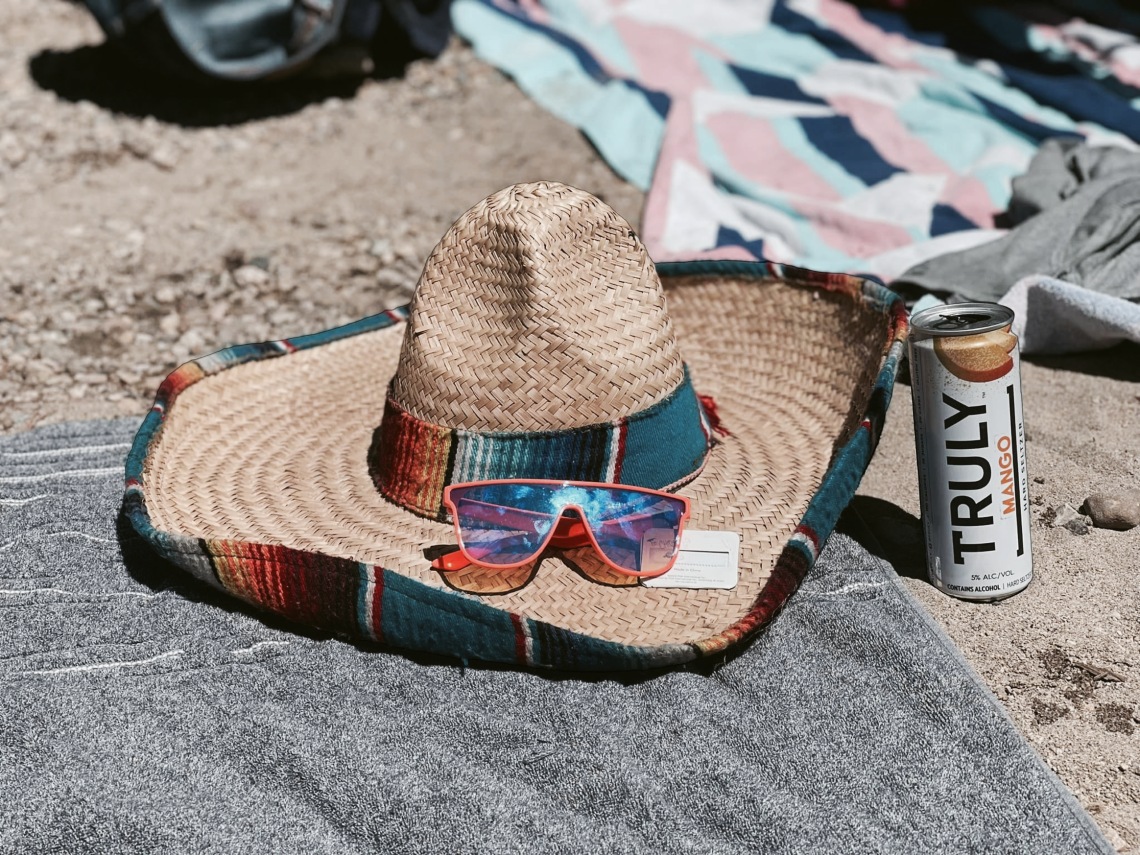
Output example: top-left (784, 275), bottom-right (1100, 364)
top-left (371, 365), bottom-right (714, 519)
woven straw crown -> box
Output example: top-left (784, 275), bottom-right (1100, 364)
top-left (390, 182), bottom-right (684, 431)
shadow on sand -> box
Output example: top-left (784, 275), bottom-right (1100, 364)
top-left (28, 16), bottom-right (430, 127)
top-left (837, 495), bottom-right (929, 582)
top-left (1024, 341), bottom-right (1140, 383)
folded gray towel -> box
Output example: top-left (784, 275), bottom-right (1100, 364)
top-left (1001, 274), bottom-right (1140, 354)
top-left (0, 420), bottom-right (1112, 854)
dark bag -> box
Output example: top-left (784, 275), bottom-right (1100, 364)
top-left (82, 0), bottom-right (452, 82)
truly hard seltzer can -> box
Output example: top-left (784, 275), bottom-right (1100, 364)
top-left (909, 303), bottom-right (1033, 600)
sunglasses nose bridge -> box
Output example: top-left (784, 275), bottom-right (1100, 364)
top-left (562, 500), bottom-right (680, 577)
top-left (562, 502), bottom-right (610, 554)
top-left (560, 502), bottom-right (594, 527)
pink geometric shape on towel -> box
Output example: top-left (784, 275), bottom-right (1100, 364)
top-left (941, 175), bottom-right (1002, 228)
top-left (516, 0), bottom-right (549, 22)
top-left (828, 95), bottom-right (1000, 228)
top-left (613, 17), bottom-right (716, 93)
top-left (1054, 23), bottom-right (1140, 89)
top-left (828, 96), bottom-right (950, 176)
top-left (1106, 60), bottom-right (1140, 89)
top-left (642, 96), bottom-right (701, 257)
top-left (797, 196), bottom-right (914, 258)
top-left (811, 0), bottom-right (930, 73)
top-left (707, 112), bottom-right (842, 202)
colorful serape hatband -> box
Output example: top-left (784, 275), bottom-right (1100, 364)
top-left (372, 366), bottom-right (713, 520)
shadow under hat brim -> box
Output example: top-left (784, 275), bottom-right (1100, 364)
top-left (125, 261), bottom-right (907, 671)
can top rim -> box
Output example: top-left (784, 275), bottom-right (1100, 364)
top-left (910, 302), bottom-right (1015, 336)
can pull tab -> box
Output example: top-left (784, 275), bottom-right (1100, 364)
top-left (930, 312), bottom-right (991, 331)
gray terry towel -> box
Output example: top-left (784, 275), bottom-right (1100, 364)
top-left (0, 419), bottom-right (1113, 855)
top-left (897, 138), bottom-right (1140, 303)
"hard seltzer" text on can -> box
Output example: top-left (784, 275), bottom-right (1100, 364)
top-left (909, 303), bottom-right (1033, 601)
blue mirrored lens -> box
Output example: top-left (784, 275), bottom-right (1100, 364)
top-left (449, 483), bottom-right (685, 574)
top-left (450, 485), bottom-right (560, 566)
top-left (577, 488), bottom-right (685, 575)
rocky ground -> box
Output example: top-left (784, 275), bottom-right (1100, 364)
top-left (1, 1), bottom-right (1137, 850)
top-left (0, 1), bottom-right (641, 434)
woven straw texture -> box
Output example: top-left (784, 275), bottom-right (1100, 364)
top-left (394, 183), bottom-right (683, 430)
top-left (141, 275), bottom-right (888, 649)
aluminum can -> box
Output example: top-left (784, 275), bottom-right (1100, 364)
top-left (909, 303), bottom-right (1033, 600)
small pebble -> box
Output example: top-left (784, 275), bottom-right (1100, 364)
top-left (0, 131), bottom-right (28, 167)
top-left (1081, 491), bottom-right (1140, 531)
top-left (1050, 504), bottom-right (1091, 536)
top-left (149, 143), bottom-right (180, 171)
top-left (159, 312), bottom-right (181, 337)
top-left (177, 329), bottom-right (206, 354)
top-left (232, 264), bottom-right (271, 288)
top-left (122, 131), bottom-right (156, 159)
top-left (187, 274), bottom-right (210, 298)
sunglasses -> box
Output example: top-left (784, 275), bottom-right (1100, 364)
top-left (433, 479), bottom-right (691, 578)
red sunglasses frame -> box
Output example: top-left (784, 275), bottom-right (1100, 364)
top-left (435, 478), bottom-right (692, 578)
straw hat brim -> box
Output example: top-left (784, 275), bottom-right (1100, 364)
top-left (125, 261), bottom-right (907, 671)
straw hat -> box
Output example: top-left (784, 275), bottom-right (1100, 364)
top-left (125, 182), bottom-right (906, 671)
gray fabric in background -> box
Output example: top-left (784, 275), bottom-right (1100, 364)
top-left (999, 275), bottom-right (1140, 355)
top-left (0, 420), bottom-right (1112, 855)
top-left (908, 278), bottom-right (1140, 356)
top-left (898, 139), bottom-right (1140, 303)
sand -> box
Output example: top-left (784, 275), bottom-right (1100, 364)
top-left (0, 2), bottom-right (1136, 849)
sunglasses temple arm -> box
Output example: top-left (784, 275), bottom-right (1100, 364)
top-left (431, 549), bottom-right (474, 572)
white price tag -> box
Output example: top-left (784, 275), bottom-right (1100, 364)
top-left (641, 530), bottom-right (739, 589)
